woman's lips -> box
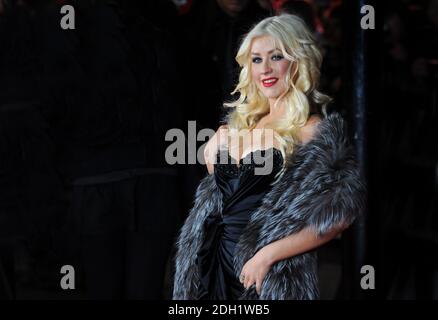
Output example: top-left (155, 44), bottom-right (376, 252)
top-left (262, 78), bottom-right (278, 87)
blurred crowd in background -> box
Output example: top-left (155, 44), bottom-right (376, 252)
top-left (0, 0), bottom-right (436, 299)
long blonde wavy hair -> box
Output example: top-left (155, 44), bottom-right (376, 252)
top-left (224, 14), bottom-right (331, 162)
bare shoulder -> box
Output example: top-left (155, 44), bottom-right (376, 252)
top-left (298, 114), bottom-right (322, 145)
top-left (217, 124), bottom-right (229, 135)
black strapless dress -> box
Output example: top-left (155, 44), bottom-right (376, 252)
top-left (196, 147), bottom-right (284, 300)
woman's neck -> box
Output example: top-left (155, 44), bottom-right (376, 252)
top-left (268, 98), bottom-right (286, 118)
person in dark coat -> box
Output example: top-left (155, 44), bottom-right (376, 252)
top-left (176, 0), bottom-right (269, 131)
top-left (0, 0), bottom-right (67, 298)
top-left (36, 0), bottom-right (186, 299)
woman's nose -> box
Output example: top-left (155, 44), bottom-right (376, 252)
top-left (261, 60), bottom-right (272, 74)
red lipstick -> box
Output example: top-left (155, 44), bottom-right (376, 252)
top-left (262, 77), bottom-right (278, 87)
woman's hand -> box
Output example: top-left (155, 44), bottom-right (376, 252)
top-left (239, 248), bottom-right (273, 295)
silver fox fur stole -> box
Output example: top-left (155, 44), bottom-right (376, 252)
top-left (172, 112), bottom-right (366, 300)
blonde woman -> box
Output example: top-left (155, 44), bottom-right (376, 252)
top-left (173, 14), bottom-right (365, 300)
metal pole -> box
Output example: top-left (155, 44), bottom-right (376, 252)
top-left (341, 0), bottom-right (370, 299)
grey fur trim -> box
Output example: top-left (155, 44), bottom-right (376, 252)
top-left (172, 112), bottom-right (366, 300)
top-left (172, 174), bottom-right (223, 299)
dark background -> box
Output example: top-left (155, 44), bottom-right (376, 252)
top-left (0, 0), bottom-right (436, 299)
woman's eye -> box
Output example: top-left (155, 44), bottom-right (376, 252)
top-left (272, 55), bottom-right (284, 61)
top-left (252, 57), bottom-right (262, 64)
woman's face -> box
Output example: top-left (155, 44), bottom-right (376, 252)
top-left (250, 35), bottom-right (293, 103)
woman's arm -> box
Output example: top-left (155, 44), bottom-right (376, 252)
top-left (240, 223), bottom-right (349, 294)
top-left (260, 223), bottom-right (347, 266)
top-left (204, 125), bottom-right (228, 174)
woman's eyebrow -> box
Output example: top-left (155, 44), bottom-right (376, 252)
top-left (251, 49), bottom-right (281, 55)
